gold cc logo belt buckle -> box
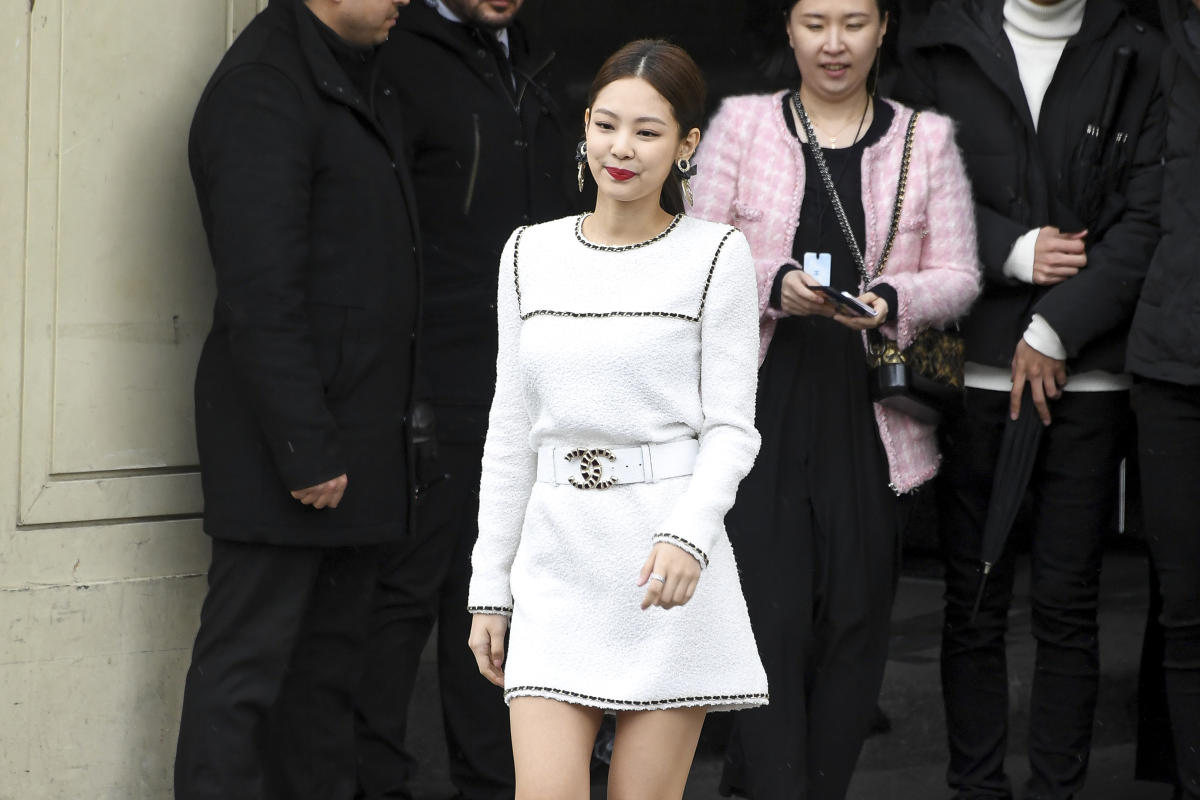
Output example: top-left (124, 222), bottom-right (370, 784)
top-left (564, 448), bottom-right (619, 490)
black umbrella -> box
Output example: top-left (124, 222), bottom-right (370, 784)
top-left (1062, 46), bottom-right (1136, 233)
top-left (970, 385), bottom-right (1044, 623)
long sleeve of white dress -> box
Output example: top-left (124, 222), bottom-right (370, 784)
top-left (650, 232), bottom-right (761, 567)
top-left (467, 229), bottom-right (530, 615)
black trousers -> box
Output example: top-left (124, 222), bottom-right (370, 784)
top-left (721, 323), bottom-right (903, 799)
top-left (1133, 378), bottom-right (1200, 799)
top-left (937, 388), bottom-right (1130, 800)
top-left (1135, 564), bottom-right (1177, 787)
top-left (355, 441), bottom-right (513, 800)
top-left (175, 539), bottom-right (382, 800)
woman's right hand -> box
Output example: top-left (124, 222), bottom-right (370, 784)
top-left (780, 269), bottom-right (837, 318)
top-left (468, 614), bottom-right (508, 687)
top-left (1032, 226), bottom-right (1087, 286)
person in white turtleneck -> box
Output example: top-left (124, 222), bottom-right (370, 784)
top-left (989, 0), bottom-right (1131, 400)
top-left (895, 0), bottom-right (1166, 797)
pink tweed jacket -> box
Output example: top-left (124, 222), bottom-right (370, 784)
top-left (690, 92), bottom-right (981, 492)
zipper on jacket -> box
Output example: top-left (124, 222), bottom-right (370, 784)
top-left (464, 113), bottom-right (481, 216)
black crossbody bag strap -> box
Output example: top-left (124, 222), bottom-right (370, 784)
top-left (791, 91), bottom-right (920, 285)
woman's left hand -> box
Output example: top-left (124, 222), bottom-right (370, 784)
top-left (833, 291), bottom-right (889, 331)
top-left (637, 541), bottom-right (702, 610)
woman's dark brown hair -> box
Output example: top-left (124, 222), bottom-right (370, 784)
top-left (781, 0), bottom-right (886, 16)
top-left (586, 39), bottom-right (707, 216)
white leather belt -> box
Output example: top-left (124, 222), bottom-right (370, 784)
top-left (536, 439), bottom-right (698, 490)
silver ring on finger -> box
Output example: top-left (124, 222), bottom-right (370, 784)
top-left (649, 573), bottom-right (666, 584)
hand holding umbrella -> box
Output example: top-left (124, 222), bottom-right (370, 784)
top-left (969, 346), bottom-right (1066, 623)
top-left (1031, 227), bottom-right (1088, 287)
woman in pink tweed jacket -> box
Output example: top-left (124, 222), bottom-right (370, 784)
top-left (690, 93), bottom-right (980, 494)
top-left (687, 0), bottom-right (980, 796)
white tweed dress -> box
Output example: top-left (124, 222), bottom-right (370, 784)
top-left (467, 213), bottom-right (768, 712)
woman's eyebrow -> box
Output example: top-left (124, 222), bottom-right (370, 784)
top-left (593, 108), bottom-right (669, 126)
top-left (799, 11), bottom-right (870, 19)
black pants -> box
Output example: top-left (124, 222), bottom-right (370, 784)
top-left (1135, 564), bottom-right (1177, 787)
top-left (1133, 378), bottom-right (1200, 799)
top-left (355, 441), bottom-right (513, 800)
top-left (724, 482), bottom-right (900, 800)
top-left (721, 317), bottom-right (903, 799)
top-left (175, 539), bottom-right (381, 800)
top-left (937, 388), bottom-right (1130, 800)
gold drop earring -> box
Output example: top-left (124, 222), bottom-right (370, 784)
top-left (575, 140), bottom-right (587, 193)
top-left (675, 156), bottom-right (697, 207)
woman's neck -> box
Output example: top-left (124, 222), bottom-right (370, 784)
top-left (1004, 0), bottom-right (1087, 39)
top-left (797, 84), bottom-right (871, 125)
top-left (795, 85), bottom-right (873, 148)
top-left (585, 194), bottom-right (676, 247)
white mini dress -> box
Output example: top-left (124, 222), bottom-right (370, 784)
top-left (467, 213), bottom-right (768, 712)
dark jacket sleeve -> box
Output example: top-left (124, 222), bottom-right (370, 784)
top-left (1033, 82), bottom-right (1166, 358)
top-left (194, 64), bottom-right (347, 491)
top-left (974, 204), bottom-right (1032, 285)
top-left (891, 49), bottom-right (1028, 287)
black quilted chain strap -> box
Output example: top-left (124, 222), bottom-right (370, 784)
top-left (791, 91), bottom-right (920, 284)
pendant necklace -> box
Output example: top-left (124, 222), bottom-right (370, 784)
top-left (806, 94), bottom-right (872, 149)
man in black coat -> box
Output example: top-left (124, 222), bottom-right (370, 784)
top-left (895, 0), bottom-right (1164, 797)
top-left (1126, 1), bottom-right (1200, 795)
top-left (174, 0), bottom-right (419, 797)
top-left (353, 2), bottom-right (571, 798)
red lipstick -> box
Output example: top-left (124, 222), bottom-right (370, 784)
top-left (605, 167), bottom-right (636, 181)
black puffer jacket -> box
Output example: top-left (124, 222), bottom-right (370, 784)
top-left (1126, 0), bottom-right (1200, 384)
top-left (190, 0), bottom-right (421, 545)
top-left (895, 0), bottom-right (1165, 373)
top-left (380, 3), bottom-right (573, 443)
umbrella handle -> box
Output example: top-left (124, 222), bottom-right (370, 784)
top-left (1099, 47), bottom-right (1135, 136)
top-left (968, 562), bottom-right (994, 625)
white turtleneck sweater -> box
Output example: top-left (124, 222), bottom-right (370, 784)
top-left (969, 0), bottom-right (1128, 392)
top-left (1004, 0), bottom-right (1086, 128)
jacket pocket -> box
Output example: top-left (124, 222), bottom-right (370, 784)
top-left (898, 211), bottom-right (927, 234)
top-left (732, 199), bottom-right (764, 223)
top-left (307, 302), bottom-right (351, 397)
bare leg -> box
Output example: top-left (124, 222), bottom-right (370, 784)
top-left (607, 707), bottom-right (707, 800)
top-left (510, 697), bottom-right (604, 800)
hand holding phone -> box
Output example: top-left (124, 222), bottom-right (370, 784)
top-left (809, 285), bottom-right (879, 318)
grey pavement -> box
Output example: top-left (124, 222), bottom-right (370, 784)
top-left (399, 543), bottom-right (1169, 800)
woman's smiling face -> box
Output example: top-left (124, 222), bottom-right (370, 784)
top-left (584, 77), bottom-right (698, 208)
top-left (786, 0), bottom-right (886, 103)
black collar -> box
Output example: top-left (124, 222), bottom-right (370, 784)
top-left (305, 5), bottom-right (378, 97)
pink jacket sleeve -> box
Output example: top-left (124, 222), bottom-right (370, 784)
top-left (872, 112), bottom-right (981, 348)
top-left (690, 98), bottom-right (798, 326)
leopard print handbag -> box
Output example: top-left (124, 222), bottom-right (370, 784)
top-left (866, 328), bottom-right (965, 425)
top-left (863, 109), bottom-right (965, 425)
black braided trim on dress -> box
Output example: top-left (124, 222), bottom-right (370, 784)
top-left (468, 606), bottom-right (513, 616)
top-left (574, 213), bottom-right (682, 252)
top-left (505, 685), bottom-right (769, 710)
top-left (651, 532), bottom-right (709, 569)
top-left (513, 222), bottom-right (736, 323)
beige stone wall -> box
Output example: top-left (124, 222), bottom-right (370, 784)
top-left (1, 2), bottom-right (264, 797)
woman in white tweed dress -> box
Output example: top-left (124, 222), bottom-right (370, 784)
top-left (466, 40), bottom-right (767, 799)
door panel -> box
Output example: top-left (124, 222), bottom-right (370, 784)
top-left (20, 0), bottom-right (264, 525)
